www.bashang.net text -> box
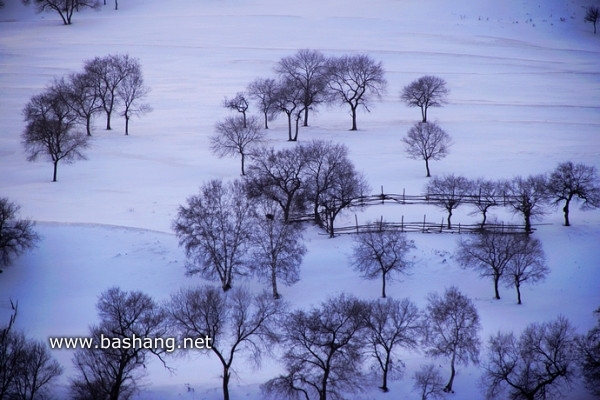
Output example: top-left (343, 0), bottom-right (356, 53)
top-left (48, 334), bottom-right (212, 353)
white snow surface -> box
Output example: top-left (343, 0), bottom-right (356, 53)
top-left (1, 0), bottom-right (599, 398)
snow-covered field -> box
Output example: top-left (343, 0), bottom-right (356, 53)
top-left (1, 0), bottom-right (599, 398)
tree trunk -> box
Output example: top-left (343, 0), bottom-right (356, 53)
top-left (106, 112), bottom-right (112, 130)
top-left (293, 113), bottom-right (300, 141)
top-left (562, 197), bottom-right (571, 226)
top-left (350, 106), bottom-right (357, 131)
top-left (240, 153), bottom-right (246, 176)
top-left (516, 281), bottom-right (522, 305)
top-left (381, 272), bottom-right (387, 298)
top-left (52, 160), bottom-right (59, 182)
top-left (286, 113), bottom-right (293, 141)
top-left (125, 115), bottom-right (129, 135)
top-left (303, 106), bottom-right (309, 127)
top-left (380, 353), bottom-right (390, 392)
top-left (115, 0), bottom-right (118, 11)
top-left (421, 106), bottom-right (427, 123)
top-left (524, 213), bottom-right (531, 234)
top-left (86, 115), bottom-right (92, 136)
top-left (494, 275), bottom-right (501, 300)
top-left (444, 353), bottom-right (456, 393)
top-left (425, 158), bottom-right (431, 177)
top-left (263, 112), bottom-right (269, 129)
top-left (271, 265), bottom-right (280, 299)
top-left (447, 209), bottom-right (452, 229)
top-left (222, 366), bottom-right (231, 400)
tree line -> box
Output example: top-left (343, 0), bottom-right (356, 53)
top-left (21, 53), bottom-right (151, 181)
top-left (21, 0), bottom-right (121, 25)
top-left (3, 285), bottom-right (597, 400)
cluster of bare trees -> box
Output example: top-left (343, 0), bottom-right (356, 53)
top-left (21, 0), bottom-right (121, 25)
top-left (21, 54), bottom-right (151, 181)
top-left (220, 49), bottom-right (386, 142)
top-left (424, 161), bottom-right (600, 232)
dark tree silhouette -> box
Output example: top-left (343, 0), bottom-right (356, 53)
top-left (423, 287), bottom-right (481, 393)
top-left (470, 178), bottom-right (502, 229)
top-left (0, 303), bottom-right (63, 400)
top-left (503, 236), bottom-right (548, 305)
top-left (272, 78), bottom-right (304, 141)
top-left (402, 122), bottom-right (452, 177)
top-left (247, 77), bottom-right (279, 129)
top-left (365, 297), bottom-right (421, 392)
top-left (248, 200), bottom-right (306, 299)
top-left (412, 364), bottom-right (445, 400)
top-left (262, 294), bottom-right (368, 400)
top-left (223, 92), bottom-right (249, 128)
top-left (426, 174), bottom-right (473, 229)
top-left (0, 198), bottom-right (39, 271)
top-left (21, 0), bottom-right (100, 25)
top-left (326, 54), bottom-right (387, 131)
top-left (585, 6), bottom-right (599, 34)
top-left (167, 285), bottom-right (284, 400)
top-left (275, 49), bottom-right (329, 127)
top-left (116, 58), bottom-right (151, 135)
top-left (578, 307), bottom-right (600, 397)
top-left (210, 116), bottom-right (266, 175)
top-left (401, 75), bottom-right (449, 123)
top-left (62, 72), bottom-right (102, 136)
top-left (456, 232), bottom-right (519, 301)
top-left (482, 316), bottom-right (577, 400)
top-left (70, 288), bottom-right (169, 400)
top-left (351, 224), bottom-right (415, 298)
top-left (22, 87), bottom-right (89, 182)
top-left (503, 175), bottom-right (548, 233)
top-left (245, 146), bottom-right (308, 222)
top-left (547, 161), bottom-right (600, 226)
top-left (173, 179), bottom-right (254, 291)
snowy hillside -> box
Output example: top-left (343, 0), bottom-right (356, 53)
top-left (1, 0), bottom-right (599, 398)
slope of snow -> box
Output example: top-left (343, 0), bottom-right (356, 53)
top-left (1, 0), bottom-right (599, 398)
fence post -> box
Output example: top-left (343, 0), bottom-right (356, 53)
top-left (458, 222), bottom-right (461, 234)
top-left (423, 214), bottom-right (426, 233)
top-left (440, 218), bottom-right (444, 233)
top-left (381, 185), bottom-right (384, 204)
top-left (379, 215), bottom-right (384, 231)
top-left (401, 215), bottom-right (404, 233)
top-left (403, 188), bottom-right (406, 204)
top-left (355, 214), bottom-right (359, 234)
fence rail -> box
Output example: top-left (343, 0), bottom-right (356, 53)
top-left (289, 187), bottom-right (538, 235)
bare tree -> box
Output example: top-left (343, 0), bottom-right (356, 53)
top-left (402, 122), bottom-right (452, 177)
top-left (456, 232), bottom-right (520, 300)
top-left (301, 140), bottom-right (351, 227)
top-left (401, 76), bottom-right (449, 123)
top-left (365, 297), bottom-right (421, 392)
top-left (503, 236), bottom-right (548, 305)
top-left (547, 161), bottom-right (600, 226)
top-left (167, 285), bottom-right (284, 400)
top-left (210, 116), bottom-right (266, 175)
top-left (0, 198), bottom-right (39, 272)
top-left (426, 174), bottom-right (473, 229)
top-left (470, 178), bottom-right (502, 229)
top-left (326, 54), bottom-right (387, 131)
top-left (172, 179), bottom-right (253, 291)
top-left (84, 54), bottom-right (138, 131)
top-left (1, 303), bottom-right (63, 400)
top-left (423, 286), bottom-right (481, 393)
top-left (70, 287), bottom-right (170, 400)
top-left (21, 0), bottom-right (100, 25)
top-left (272, 78), bottom-right (304, 141)
top-left (223, 92), bottom-right (249, 128)
top-left (503, 175), bottom-right (548, 233)
top-left (245, 146), bottom-right (308, 222)
top-left (248, 200), bottom-right (307, 299)
top-left (412, 364), bottom-right (445, 400)
top-left (116, 58), bottom-right (151, 135)
top-left (275, 49), bottom-right (329, 127)
top-left (320, 159), bottom-right (369, 237)
top-left (482, 316), bottom-right (577, 400)
top-left (263, 293), bottom-right (368, 400)
top-left (351, 225), bottom-right (415, 298)
top-left (585, 6), bottom-right (599, 34)
top-left (577, 307), bottom-right (600, 398)
top-left (63, 72), bottom-right (102, 136)
top-left (247, 77), bottom-right (279, 129)
top-left (22, 87), bottom-right (89, 182)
